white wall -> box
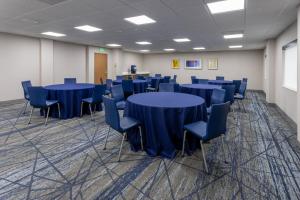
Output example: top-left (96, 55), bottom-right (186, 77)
top-left (53, 41), bottom-right (87, 84)
top-left (40, 39), bottom-right (54, 85)
top-left (142, 50), bottom-right (264, 90)
top-left (122, 51), bottom-right (144, 74)
top-left (297, 7), bottom-right (300, 141)
top-left (0, 33), bottom-right (40, 101)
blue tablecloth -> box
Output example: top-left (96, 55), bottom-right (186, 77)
top-left (208, 80), bottom-right (233, 85)
top-left (44, 83), bottom-right (101, 119)
top-left (113, 80), bottom-right (148, 93)
top-left (125, 92), bottom-right (207, 158)
top-left (180, 84), bottom-right (222, 106)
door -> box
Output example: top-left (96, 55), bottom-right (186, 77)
top-left (94, 53), bottom-right (108, 84)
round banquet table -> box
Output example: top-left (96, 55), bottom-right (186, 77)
top-left (44, 83), bottom-right (101, 119)
top-left (208, 80), bottom-right (233, 85)
top-left (113, 79), bottom-right (148, 93)
top-left (125, 92), bottom-right (207, 158)
top-left (180, 84), bottom-right (222, 106)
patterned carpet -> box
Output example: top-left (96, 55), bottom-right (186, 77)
top-left (0, 91), bottom-right (300, 200)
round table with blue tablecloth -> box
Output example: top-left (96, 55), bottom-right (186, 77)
top-left (113, 79), bottom-right (148, 93)
top-left (208, 80), bottom-right (233, 85)
top-left (44, 83), bottom-right (101, 119)
top-left (125, 92), bottom-right (207, 158)
top-left (180, 84), bottom-right (222, 106)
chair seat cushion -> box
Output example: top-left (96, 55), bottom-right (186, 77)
top-left (120, 117), bottom-right (140, 131)
top-left (46, 100), bottom-right (58, 106)
top-left (25, 95), bottom-right (30, 100)
top-left (82, 97), bottom-right (93, 104)
top-left (146, 87), bottom-right (156, 91)
top-left (116, 101), bottom-right (126, 110)
top-left (184, 121), bottom-right (207, 139)
top-left (105, 90), bottom-right (110, 95)
top-left (234, 94), bottom-right (244, 99)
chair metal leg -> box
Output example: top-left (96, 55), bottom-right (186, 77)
top-left (221, 135), bottom-right (228, 164)
top-left (94, 104), bottom-right (97, 113)
top-left (57, 103), bottom-right (61, 119)
top-left (182, 130), bottom-right (187, 157)
top-left (45, 107), bottom-right (50, 126)
top-left (139, 126), bottom-right (144, 150)
top-left (118, 133), bottom-right (126, 162)
top-left (103, 126), bottom-right (110, 150)
top-left (23, 101), bottom-right (28, 114)
top-left (80, 102), bottom-right (84, 117)
top-left (200, 140), bottom-right (209, 173)
top-left (89, 104), bottom-right (93, 121)
top-left (28, 107), bottom-right (34, 124)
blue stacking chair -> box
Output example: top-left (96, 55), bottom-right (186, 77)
top-left (173, 75), bottom-right (177, 81)
top-left (116, 76), bottom-right (123, 80)
top-left (155, 74), bottom-right (161, 77)
top-left (111, 85), bottom-right (126, 110)
top-left (64, 78), bottom-right (76, 84)
top-left (222, 84), bottom-right (236, 104)
top-left (122, 80), bottom-right (134, 98)
top-left (146, 78), bottom-right (160, 92)
top-left (21, 80), bottom-right (32, 114)
top-left (163, 76), bottom-right (171, 83)
top-left (192, 78), bottom-right (199, 84)
top-left (136, 75), bottom-right (145, 80)
top-left (242, 78), bottom-right (248, 82)
top-left (27, 87), bottom-right (60, 125)
top-left (105, 79), bottom-right (113, 94)
top-left (216, 76), bottom-right (224, 80)
top-left (191, 76), bottom-right (196, 83)
top-left (159, 83), bottom-right (175, 92)
top-left (102, 95), bottom-right (143, 161)
top-left (207, 89), bottom-right (225, 114)
top-left (81, 84), bottom-right (106, 120)
top-left (232, 80), bottom-right (241, 94)
top-left (182, 102), bottom-right (230, 173)
top-left (198, 79), bottom-right (209, 84)
top-left (234, 82), bottom-right (247, 100)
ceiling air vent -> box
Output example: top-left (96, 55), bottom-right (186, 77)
top-left (37, 0), bottom-right (70, 5)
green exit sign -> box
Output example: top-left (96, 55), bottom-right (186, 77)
top-left (99, 48), bottom-right (106, 53)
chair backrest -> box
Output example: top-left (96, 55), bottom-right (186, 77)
top-left (216, 76), bottom-right (225, 80)
top-left (191, 76), bottom-right (196, 83)
top-left (102, 95), bottom-right (121, 132)
top-left (64, 78), bottom-right (76, 84)
top-left (111, 85), bottom-right (124, 102)
top-left (116, 76), bottom-right (123, 80)
top-left (198, 79), bottom-right (208, 84)
top-left (173, 75), bottom-right (177, 81)
top-left (163, 76), bottom-right (171, 83)
top-left (205, 102), bottom-right (230, 141)
top-left (232, 80), bottom-right (241, 94)
top-left (155, 74), bottom-right (161, 77)
top-left (211, 89), bottom-right (226, 105)
top-left (222, 84), bottom-right (235, 104)
top-left (151, 78), bottom-right (160, 90)
top-left (21, 80), bottom-right (32, 100)
top-left (239, 82), bottom-right (247, 97)
top-left (136, 75), bottom-right (145, 80)
top-left (242, 78), bottom-right (248, 82)
top-left (159, 83), bottom-right (175, 92)
top-left (122, 80), bottom-right (134, 93)
top-left (28, 86), bottom-right (48, 108)
top-left (192, 78), bottom-right (199, 84)
top-left (92, 84), bottom-right (107, 103)
top-left (106, 79), bottom-right (113, 91)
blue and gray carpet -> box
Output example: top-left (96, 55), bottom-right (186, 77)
top-left (0, 91), bottom-right (299, 199)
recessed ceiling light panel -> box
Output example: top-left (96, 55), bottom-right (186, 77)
top-left (136, 41), bottom-right (152, 45)
top-left (106, 44), bottom-right (122, 47)
top-left (193, 47), bottom-right (206, 50)
top-left (173, 38), bottom-right (191, 43)
top-left (42, 32), bottom-right (66, 37)
top-left (207, 0), bottom-right (244, 14)
top-left (74, 25), bottom-right (102, 32)
top-left (164, 48), bottom-right (175, 51)
top-left (124, 15), bottom-right (156, 25)
top-left (224, 33), bottom-right (243, 39)
top-left (140, 49), bottom-right (150, 52)
top-left (229, 45), bottom-right (243, 49)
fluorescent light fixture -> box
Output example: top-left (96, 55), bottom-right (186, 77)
top-left (193, 47), bottom-right (206, 50)
top-left (106, 43), bottom-right (122, 47)
top-left (207, 0), bottom-right (244, 14)
top-left (124, 15), bottom-right (156, 25)
top-left (136, 41), bottom-right (152, 45)
top-left (140, 50), bottom-right (150, 52)
top-left (74, 25), bottom-right (102, 32)
top-left (173, 38), bottom-right (191, 43)
top-left (224, 33), bottom-right (243, 39)
top-left (229, 45), bottom-right (243, 49)
top-left (42, 32), bottom-right (66, 37)
top-left (164, 48), bottom-right (175, 51)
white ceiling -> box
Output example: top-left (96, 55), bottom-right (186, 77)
top-left (0, 0), bottom-right (298, 53)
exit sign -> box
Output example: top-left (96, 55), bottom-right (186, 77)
top-left (99, 48), bottom-right (106, 53)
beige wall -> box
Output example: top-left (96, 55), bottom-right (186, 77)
top-left (142, 50), bottom-right (264, 90)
